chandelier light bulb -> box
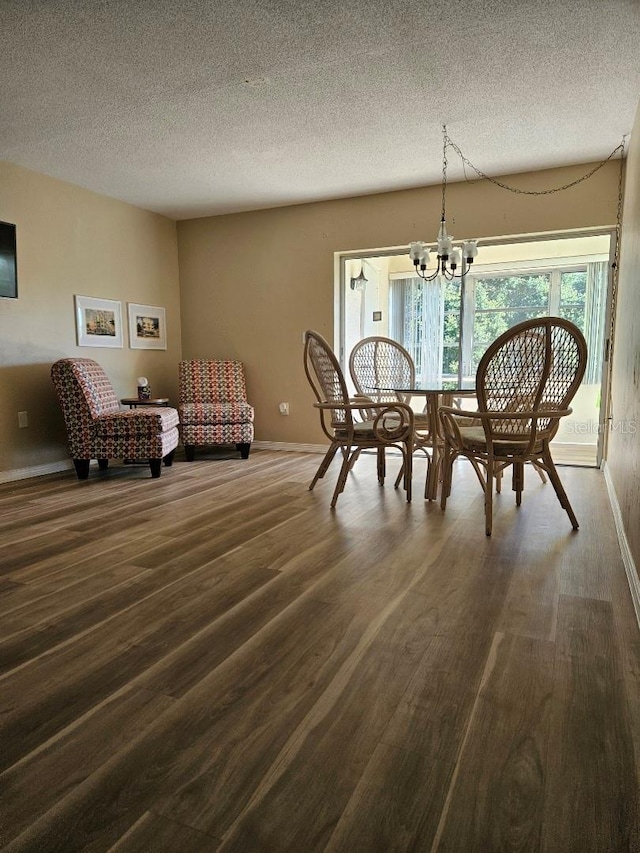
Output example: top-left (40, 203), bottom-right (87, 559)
top-left (463, 240), bottom-right (479, 261)
top-left (409, 241), bottom-right (423, 262)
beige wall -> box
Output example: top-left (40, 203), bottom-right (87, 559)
top-left (177, 160), bottom-right (620, 446)
top-left (608, 101), bottom-right (640, 569)
top-left (0, 161), bottom-right (181, 477)
top-left (0, 155), bottom-right (624, 477)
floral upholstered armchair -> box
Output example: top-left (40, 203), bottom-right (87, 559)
top-left (51, 358), bottom-right (180, 479)
top-left (178, 360), bottom-right (254, 460)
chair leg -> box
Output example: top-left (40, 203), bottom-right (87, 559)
top-left (543, 454), bottom-right (579, 529)
top-left (440, 443), bottom-right (452, 508)
top-left (149, 459), bottom-right (162, 478)
top-left (394, 461), bottom-right (405, 490)
top-left (349, 448), bottom-right (362, 471)
top-left (425, 441), bottom-right (441, 502)
top-left (73, 459), bottom-right (90, 480)
top-left (377, 447), bottom-right (386, 485)
top-left (309, 444), bottom-right (339, 491)
top-left (98, 458), bottom-right (109, 470)
top-left (163, 450), bottom-right (175, 467)
top-left (185, 445), bottom-right (195, 462)
top-left (484, 470), bottom-right (493, 536)
top-left (485, 453), bottom-right (494, 536)
top-left (403, 443), bottom-right (412, 502)
top-left (236, 442), bottom-right (251, 459)
top-left (331, 450), bottom-right (356, 507)
top-left (512, 460), bottom-right (524, 506)
top-left (533, 462), bottom-right (547, 484)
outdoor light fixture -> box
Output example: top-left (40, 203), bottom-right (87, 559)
top-left (350, 265), bottom-right (368, 291)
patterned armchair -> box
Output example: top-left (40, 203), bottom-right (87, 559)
top-left (51, 358), bottom-right (180, 479)
top-left (178, 360), bottom-right (254, 461)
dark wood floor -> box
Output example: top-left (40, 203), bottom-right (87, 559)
top-left (0, 449), bottom-right (638, 852)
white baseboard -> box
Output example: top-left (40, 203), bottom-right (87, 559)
top-left (0, 459), bottom-right (74, 484)
top-left (603, 460), bottom-right (640, 629)
top-left (0, 445), bottom-right (325, 484)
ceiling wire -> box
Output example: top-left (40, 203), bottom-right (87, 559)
top-left (606, 140), bottom-right (627, 397)
top-left (444, 128), bottom-right (627, 196)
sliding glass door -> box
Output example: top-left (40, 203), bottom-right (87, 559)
top-left (341, 232), bottom-right (614, 466)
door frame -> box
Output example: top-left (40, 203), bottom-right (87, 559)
top-left (337, 227), bottom-right (617, 466)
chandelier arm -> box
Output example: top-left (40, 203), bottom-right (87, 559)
top-left (415, 257), bottom-right (467, 282)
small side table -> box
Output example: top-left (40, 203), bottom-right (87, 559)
top-left (120, 397), bottom-right (171, 465)
top-left (121, 397), bottom-right (170, 409)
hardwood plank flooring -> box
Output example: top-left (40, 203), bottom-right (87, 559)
top-left (432, 632), bottom-right (555, 852)
top-left (0, 451), bottom-right (638, 852)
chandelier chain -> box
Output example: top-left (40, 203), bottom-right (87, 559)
top-left (607, 138), bottom-right (626, 376)
top-left (441, 125), bottom-right (448, 220)
top-left (444, 130), bottom-right (626, 196)
top-left (613, 138), bottom-right (626, 269)
top-left (411, 127), bottom-right (626, 284)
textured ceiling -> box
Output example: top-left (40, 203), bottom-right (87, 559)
top-left (1, 0), bottom-right (639, 220)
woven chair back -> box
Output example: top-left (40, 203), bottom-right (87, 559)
top-left (304, 330), bottom-right (351, 428)
top-left (476, 317), bottom-right (587, 436)
top-left (349, 336), bottom-right (415, 403)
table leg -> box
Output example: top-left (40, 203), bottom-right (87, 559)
top-left (424, 392), bottom-right (440, 501)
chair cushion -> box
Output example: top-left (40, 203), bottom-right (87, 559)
top-left (340, 412), bottom-right (429, 437)
top-left (179, 401), bottom-right (254, 426)
top-left (94, 408), bottom-right (180, 439)
top-left (335, 419), bottom-right (407, 439)
top-left (458, 425), bottom-right (544, 455)
top-left (181, 422), bottom-right (254, 445)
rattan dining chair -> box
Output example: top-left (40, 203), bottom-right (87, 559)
top-left (349, 336), bottom-right (433, 491)
top-left (304, 330), bottom-right (415, 507)
top-left (439, 317), bottom-right (587, 535)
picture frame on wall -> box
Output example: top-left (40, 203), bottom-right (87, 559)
top-left (128, 303), bottom-right (167, 350)
top-left (74, 295), bottom-right (123, 348)
top-left (0, 220), bottom-right (18, 299)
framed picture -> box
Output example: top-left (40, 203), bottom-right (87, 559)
top-left (128, 303), bottom-right (167, 350)
top-left (74, 295), bottom-right (123, 348)
top-left (0, 220), bottom-right (18, 299)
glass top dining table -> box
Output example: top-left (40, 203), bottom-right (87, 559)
top-left (374, 382), bottom-right (477, 500)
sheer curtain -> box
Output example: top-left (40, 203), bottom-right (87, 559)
top-left (390, 276), bottom-right (444, 387)
top-left (584, 261), bottom-right (608, 384)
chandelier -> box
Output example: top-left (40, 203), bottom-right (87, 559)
top-left (409, 125), bottom-right (479, 281)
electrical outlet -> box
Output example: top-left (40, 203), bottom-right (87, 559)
top-left (18, 411), bottom-right (28, 428)
top-left (278, 402), bottom-right (290, 416)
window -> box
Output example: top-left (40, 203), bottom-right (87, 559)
top-left (558, 270), bottom-right (587, 328)
top-left (343, 233), bottom-right (612, 466)
top-left (471, 273), bottom-right (551, 376)
top-left (390, 258), bottom-right (607, 386)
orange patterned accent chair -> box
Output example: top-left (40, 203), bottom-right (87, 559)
top-left (178, 360), bottom-right (254, 461)
top-left (51, 358), bottom-right (180, 479)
